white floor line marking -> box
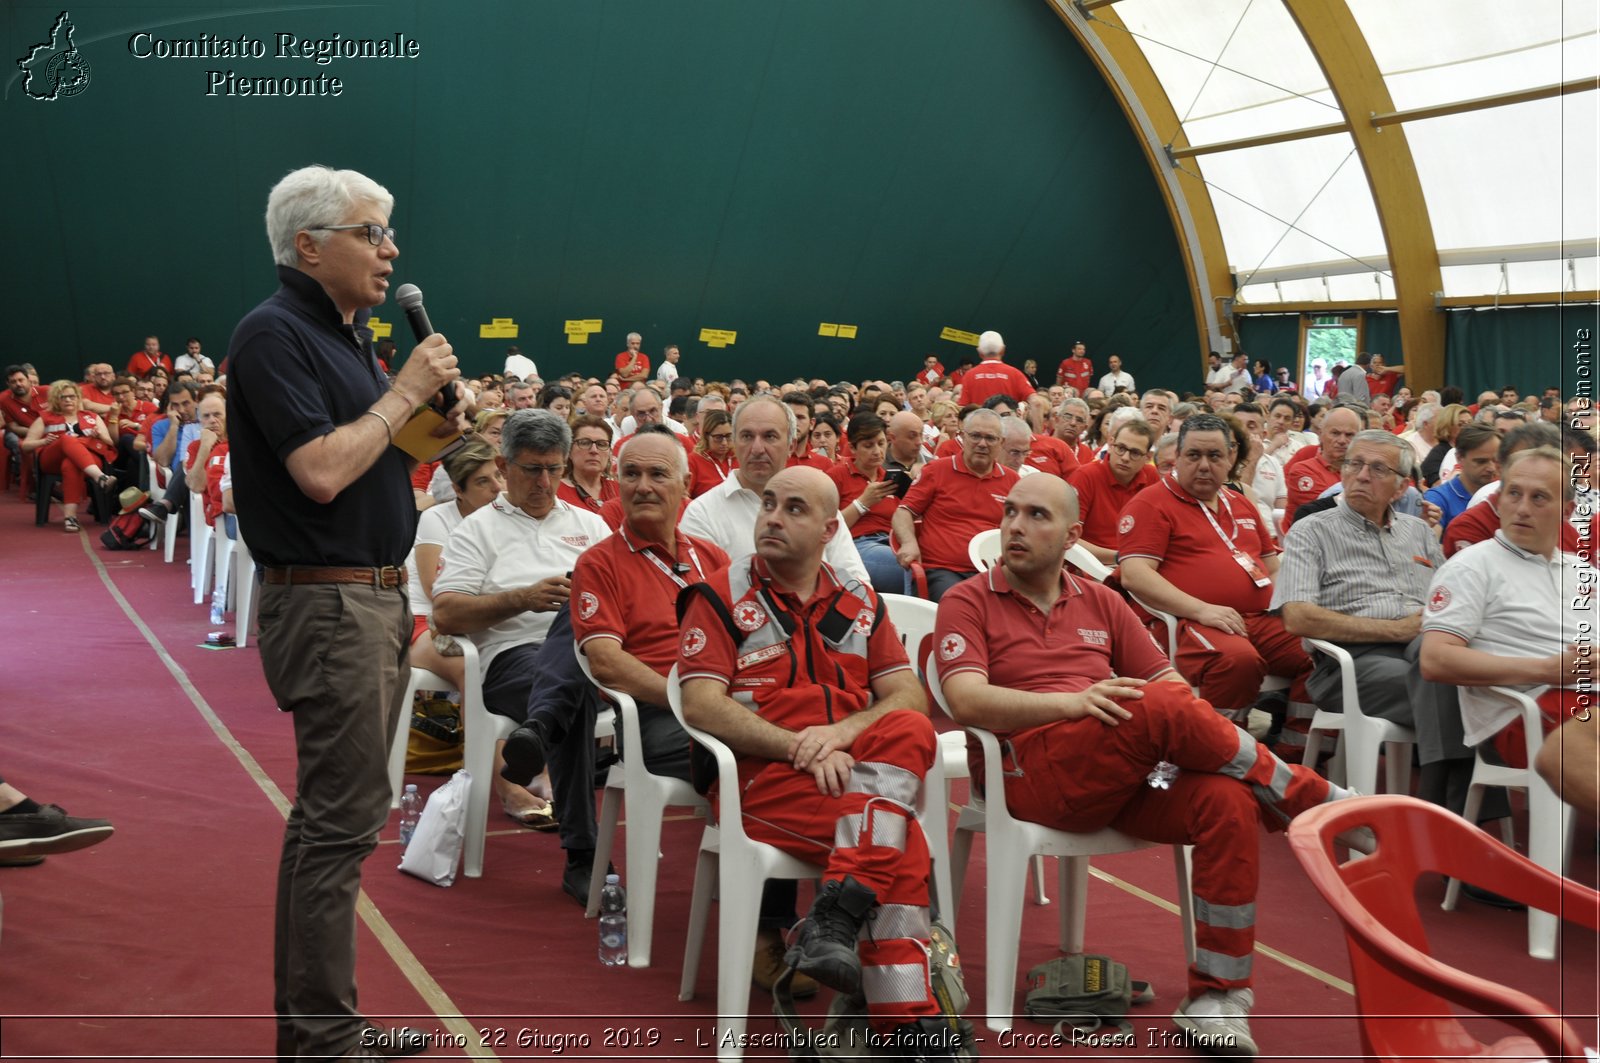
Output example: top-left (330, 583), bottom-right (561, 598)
top-left (81, 537), bottom-right (497, 1060)
top-left (1084, 863), bottom-right (1355, 994)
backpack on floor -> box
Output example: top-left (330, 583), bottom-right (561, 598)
top-left (100, 512), bottom-right (152, 551)
top-left (772, 918), bottom-right (978, 1060)
top-left (1023, 953), bottom-right (1154, 1036)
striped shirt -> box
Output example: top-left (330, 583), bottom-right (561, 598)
top-left (1269, 496), bottom-right (1443, 619)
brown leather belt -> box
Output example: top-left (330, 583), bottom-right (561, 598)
top-left (261, 565), bottom-right (407, 589)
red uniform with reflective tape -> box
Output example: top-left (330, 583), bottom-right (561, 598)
top-left (936, 565), bottom-right (1338, 997)
top-left (678, 555), bottom-right (939, 1030)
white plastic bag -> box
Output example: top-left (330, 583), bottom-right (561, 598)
top-left (398, 769), bottom-right (469, 887)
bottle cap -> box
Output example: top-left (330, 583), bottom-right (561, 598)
top-left (404, 783), bottom-right (418, 791)
top-left (605, 873), bottom-right (620, 884)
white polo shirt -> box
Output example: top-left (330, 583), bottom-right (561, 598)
top-left (432, 493), bottom-right (610, 672)
top-left (1421, 531), bottom-right (1594, 746)
top-left (405, 500), bottom-right (466, 617)
top-left (680, 472), bottom-right (870, 585)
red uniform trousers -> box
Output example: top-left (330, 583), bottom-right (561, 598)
top-left (1162, 611), bottom-right (1312, 711)
top-left (38, 436), bottom-right (108, 504)
top-left (735, 708), bottom-right (939, 1031)
top-left (1492, 687), bottom-right (1577, 769)
top-left (1001, 681), bottom-right (1337, 997)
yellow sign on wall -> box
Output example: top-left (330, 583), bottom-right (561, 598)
top-left (565, 319), bottom-right (604, 344)
top-left (699, 328), bottom-right (737, 348)
top-left (479, 317), bottom-right (519, 339)
top-left (836, 325), bottom-right (858, 340)
top-left (940, 327), bottom-right (979, 346)
top-left (818, 323), bottom-right (839, 337)
top-left (367, 317), bottom-right (393, 339)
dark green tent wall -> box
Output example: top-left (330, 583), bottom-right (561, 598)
top-left (4, 1), bottom-right (1197, 384)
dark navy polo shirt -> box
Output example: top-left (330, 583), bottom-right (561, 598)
top-left (226, 265), bottom-right (416, 567)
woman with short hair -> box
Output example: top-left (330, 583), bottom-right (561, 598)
top-left (22, 380), bottom-right (117, 531)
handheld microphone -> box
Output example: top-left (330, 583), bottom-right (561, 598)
top-left (393, 283), bottom-right (454, 413)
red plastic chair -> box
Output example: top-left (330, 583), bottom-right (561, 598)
top-left (1288, 795), bottom-right (1599, 1062)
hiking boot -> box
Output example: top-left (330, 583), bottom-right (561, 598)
top-left (752, 929), bottom-right (818, 998)
top-left (1174, 987), bottom-right (1259, 1057)
top-left (784, 876), bottom-right (876, 995)
top-left (499, 722), bottom-right (549, 786)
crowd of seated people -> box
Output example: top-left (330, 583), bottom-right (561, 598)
top-left (21, 327), bottom-right (1596, 1059)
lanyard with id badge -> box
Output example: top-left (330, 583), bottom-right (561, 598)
top-left (1162, 475), bottom-right (1271, 589)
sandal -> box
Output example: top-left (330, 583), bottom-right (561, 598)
top-left (63, 516), bottom-right (80, 532)
top-left (503, 798), bottom-right (559, 832)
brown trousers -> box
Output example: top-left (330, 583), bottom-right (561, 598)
top-left (258, 582), bottom-right (410, 1061)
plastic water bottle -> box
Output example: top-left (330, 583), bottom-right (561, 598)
top-left (598, 873), bottom-right (628, 966)
top-left (398, 784), bottom-right (421, 851)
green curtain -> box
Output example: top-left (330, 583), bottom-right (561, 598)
top-left (1362, 312), bottom-right (1402, 362)
top-left (1235, 315), bottom-right (1300, 385)
top-left (1445, 305), bottom-right (1599, 399)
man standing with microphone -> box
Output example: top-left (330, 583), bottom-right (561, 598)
top-left (226, 165), bottom-right (466, 1062)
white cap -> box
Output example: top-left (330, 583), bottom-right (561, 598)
top-left (977, 330), bottom-right (1004, 355)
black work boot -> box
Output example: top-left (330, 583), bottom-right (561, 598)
top-left (499, 720), bottom-right (550, 786)
top-left (784, 876), bottom-right (877, 995)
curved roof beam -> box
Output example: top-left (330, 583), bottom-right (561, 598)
top-left (1046, 0), bottom-right (1236, 369)
top-left (1281, 0), bottom-right (1447, 388)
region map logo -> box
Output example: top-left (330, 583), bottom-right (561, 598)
top-left (17, 11), bottom-right (92, 101)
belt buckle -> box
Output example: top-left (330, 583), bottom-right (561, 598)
top-left (377, 565), bottom-right (400, 589)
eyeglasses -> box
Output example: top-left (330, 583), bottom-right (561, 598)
top-left (309, 223), bottom-right (395, 246)
top-left (1109, 442), bottom-right (1148, 460)
top-left (571, 438), bottom-right (610, 451)
top-left (1342, 458), bottom-right (1398, 478)
top-left (963, 432), bottom-right (1001, 446)
top-left (507, 459), bottom-right (565, 479)
top-left (708, 432), bottom-right (733, 442)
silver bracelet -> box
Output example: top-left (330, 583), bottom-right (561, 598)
top-left (364, 408), bottom-right (394, 439)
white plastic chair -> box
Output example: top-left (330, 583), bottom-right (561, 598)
top-left (1063, 541), bottom-right (1112, 582)
top-left (1302, 638), bottom-right (1417, 798)
top-left (388, 637), bottom-right (564, 883)
top-left (189, 491), bottom-right (213, 603)
top-left (927, 653), bottom-right (1196, 1033)
top-left (578, 646), bottom-right (709, 968)
top-left (667, 666), bottom-right (823, 1062)
top-left (150, 459), bottom-right (182, 563)
top-left (1442, 686), bottom-right (1575, 959)
top-left (142, 457), bottom-right (161, 551)
top-left (966, 528), bottom-right (1001, 572)
top-left (209, 529), bottom-right (237, 613)
top-left (389, 666), bottom-right (453, 809)
top-left (233, 532), bottom-right (259, 647)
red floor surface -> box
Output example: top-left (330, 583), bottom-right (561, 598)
top-left (1, 496), bottom-right (1596, 1061)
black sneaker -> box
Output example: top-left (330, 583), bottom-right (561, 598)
top-left (560, 849), bottom-right (619, 907)
top-left (0, 804), bottom-right (114, 860)
top-left (784, 875), bottom-right (877, 995)
top-left (138, 503), bottom-right (168, 524)
top-left (499, 722), bottom-right (549, 786)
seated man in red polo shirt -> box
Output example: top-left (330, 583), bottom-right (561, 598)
top-left (892, 408), bottom-right (1019, 601)
top-left (1066, 418), bottom-right (1158, 564)
top-left (496, 428), bottom-right (719, 896)
top-left (679, 466), bottom-right (955, 1056)
top-left (935, 473), bottom-right (1356, 1056)
top-left (1118, 413), bottom-right (1313, 732)
top-left (1283, 405), bottom-right (1362, 525)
